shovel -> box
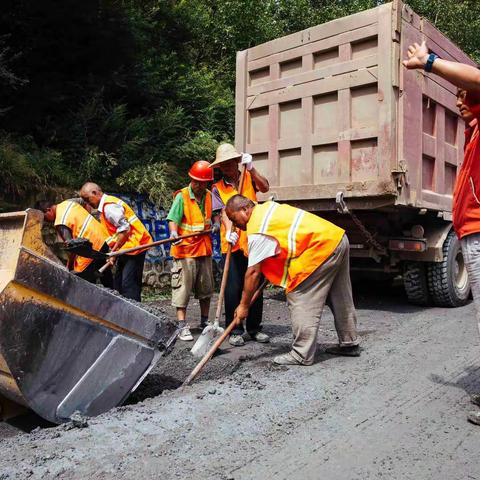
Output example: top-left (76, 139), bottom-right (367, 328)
top-left (62, 230), bottom-right (211, 260)
top-left (183, 278), bottom-right (268, 387)
top-left (190, 165), bottom-right (248, 357)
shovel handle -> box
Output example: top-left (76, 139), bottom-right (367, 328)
top-left (108, 230), bottom-right (211, 257)
top-left (182, 278), bottom-right (267, 387)
top-left (212, 164), bottom-right (248, 326)
top-left (97, 231), bottom-right (210, 273)
top-left (98, 262), bottom-right (112, 274)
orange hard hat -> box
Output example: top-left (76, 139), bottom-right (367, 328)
top-left (188, 160), bottom-right (214, 181)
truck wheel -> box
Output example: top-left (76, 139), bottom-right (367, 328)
top-left (427, 230), bottom-right (470, 307)
top-left (403, 262), bottom-right (429, 305)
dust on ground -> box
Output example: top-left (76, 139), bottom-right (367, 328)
top-left (1, 282), bottom-right (479, 480)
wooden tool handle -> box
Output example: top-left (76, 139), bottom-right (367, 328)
top-left (97, 231), bottom-right (210, 273)
top-left (212, 164), bottom-right (248, 327)
top-left (182, 278), bottom-right (267, 387)
top-left (98, 262), bottom-right (112, 274)
top-left (109, 230), bottom-right (210, 257)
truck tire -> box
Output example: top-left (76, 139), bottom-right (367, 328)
top-left (403, 262), bottom-right (429, 305)
top-left (427, 230), bottom-right (470, 307)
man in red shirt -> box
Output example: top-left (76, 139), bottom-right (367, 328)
top-left (404, 41), bottom-right (480, 424)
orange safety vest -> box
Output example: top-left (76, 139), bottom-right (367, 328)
top-left (170, 187), bottom-right (213, 259)
top-left (100, 194), bottom-right (152, 255)
top-left (247, 201), bottom-right (345, 292)
top-left (214, 170), bottom-right (257, 255)
top-left (55, 200), bottom-right (109, 272)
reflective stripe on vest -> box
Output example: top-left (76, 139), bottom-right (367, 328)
top-left (213, 170), bottom-right (256, 255)
top-left (55, 200), bottom-right (108, 272)
top-left (100, 195), bottom-right (152, 254)
top-left (170, 187), bottom-right (213, 259)
top-left (247, 201), bottom-right (345, 292)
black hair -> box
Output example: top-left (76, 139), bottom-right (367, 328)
top-left (34, 200), bottom-right (55, 212)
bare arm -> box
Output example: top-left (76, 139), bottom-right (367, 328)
top-left (220, 208), bottom-right (233, 233)
top-left (234, 264), bottom-right (262, 321)
top-left (250, 167), bottom-right (269, 193)
top-left (403, 40), bottom-right (480, 92)
top-left (168, 221), bottom-right (178, 235)
top-left (111, 232), bottom-right (129, 252)
top-left (55, 226), bottom-right (75, 270)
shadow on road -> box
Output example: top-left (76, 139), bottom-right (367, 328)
top-left (430, 365), bottom-right (480, 396)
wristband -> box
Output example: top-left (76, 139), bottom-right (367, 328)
top-left (424, 53), bottom-right (438, 73)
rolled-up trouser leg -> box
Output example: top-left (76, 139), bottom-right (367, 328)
top-left (326, 235), bottom-right (359, 346)
top-left (286, 238), bottom-right (346, 364)
top-left (460, 233), bottom-right (480, 335)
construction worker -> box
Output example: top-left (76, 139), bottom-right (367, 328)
top-left (167, 161), bottom-right (217, 341)
top-left (35, 199), bottom-right (113, 287)
top-left (404, 41), bottom-right (480, 424)
top-left (225, 194), bottom-right (360, 365)
top-left (80, 182), bottom-right (152, 301)
top-left (210, 143), bottom-right (270, 346)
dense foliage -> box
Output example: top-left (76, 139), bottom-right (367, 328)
top-left (1, 0), bottom-right (479, 210)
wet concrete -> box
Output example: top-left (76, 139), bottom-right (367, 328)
top-left (0, 283), bottom-right (479, 479)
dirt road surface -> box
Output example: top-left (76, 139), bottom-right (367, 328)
top-left (1, 283), bottom-right (479, 479)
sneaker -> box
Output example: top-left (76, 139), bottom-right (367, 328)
top-left (324, 345), bottom-right (361, 357)
top-left (200, 317), bottom-right (209, 329)
top-left (273, 352), bottom-right (304, 366)
top-left (467, 411), bottom-right (480, 425)
top-left (229, 334), bottom-right (245, 347)
top-left (471, 394), bottom-right (480, 407)
top-left (249, 331), bottom-right (270, 343)
top-left (178, 325), bottom-right (193, 341)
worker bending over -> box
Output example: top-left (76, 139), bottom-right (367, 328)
top-left (36, 199), bottom-right (113, 287)
top-left (226, 195), bottom-right (360, 365)
top-left (404, 40), bottom-right (480, 424)
top-left (210, 143), bottom-right (270, 346)
top-left (80, 182), bottom-right (152, 301)
top-left (167, 161), bottom-right (217, 341)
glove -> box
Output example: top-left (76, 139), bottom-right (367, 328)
top-left (170, 230), bottom-right (182, 245)
top-left (226, 230), bottom-right (239, 246)
top-left (211, 223), bottom-right (220, 234)
top-left (240, 153), bottom-right (253, 171)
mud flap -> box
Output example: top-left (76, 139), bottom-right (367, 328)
top-left (56, 336), bottom-right (156, 421)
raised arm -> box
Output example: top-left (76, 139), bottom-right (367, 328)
top-left (403, 40), bottom-right (480, 92)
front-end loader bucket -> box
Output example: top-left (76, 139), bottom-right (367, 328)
top-left (0, 209), bottom-right (178, 424)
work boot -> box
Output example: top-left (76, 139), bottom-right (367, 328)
top-left (248, 331), bottom-right (270, 343)
top-left (467, 411), bottom-right (480, 425)
top-left (324, 345), bottom-right (361, 357)
top-left (471, 393), bottom-right (480, 407)
top-left (178, 325), bottom-right (193, 341)
top-left (229, 334), bottom-right (245, 347)
top-left (273, 352), bottom-right (305, 366)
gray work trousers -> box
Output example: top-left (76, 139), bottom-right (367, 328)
top-left (460, 233), bottom-right (480, 333)
top-left (286, 235), bottom-right (359, 365)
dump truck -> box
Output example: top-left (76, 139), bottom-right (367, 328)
top-left (0, 209), bottom-right (178, 424)
top-left (234, 0), bottom-right (476, 306)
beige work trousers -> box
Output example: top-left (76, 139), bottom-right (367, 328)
top-left (286, 235), bottom-right (359, 365)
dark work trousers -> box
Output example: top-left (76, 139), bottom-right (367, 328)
top-left (114, 251), bottom-right (146, 301)
top-left (76, 242), bottom-right (113, 288)
top-left (224, 250), bottom-right (263, 336)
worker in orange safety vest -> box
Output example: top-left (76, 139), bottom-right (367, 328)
top-left (80, 182), bottom-right (152, 301)
top-left (225, 194), bottom-right (360, 365)
top-left (167, 160), bottom-right (216, 341)
top-left (210, 143), bottom-right (271, 347)
top-left (36, 199), bottom-right (113, 287)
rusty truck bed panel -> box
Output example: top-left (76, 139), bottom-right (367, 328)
top-left (235, 0), bottom-right (475, 211)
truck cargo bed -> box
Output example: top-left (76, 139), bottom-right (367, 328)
top-left (235, 0), bottom-right (475, 212)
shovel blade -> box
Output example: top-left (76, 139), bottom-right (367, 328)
top-left (190, 324), bottom-right (225, 357)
